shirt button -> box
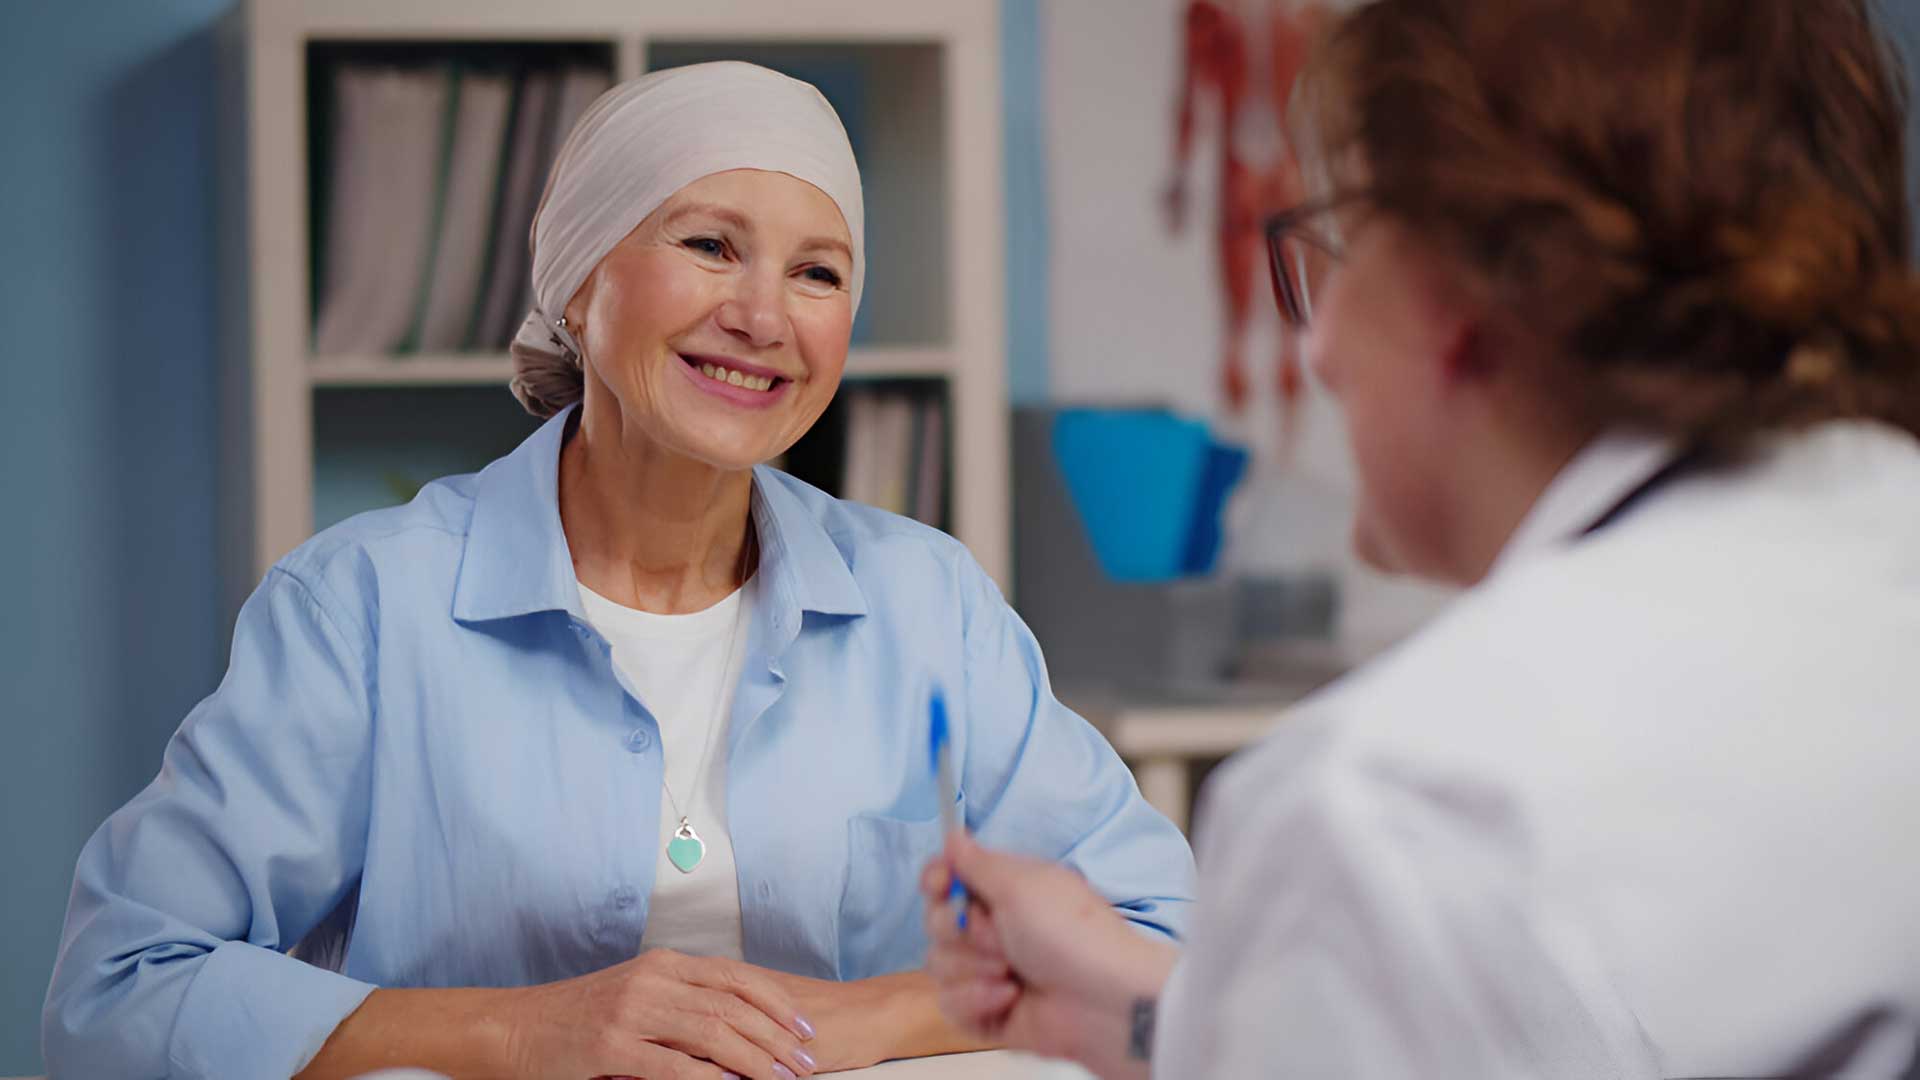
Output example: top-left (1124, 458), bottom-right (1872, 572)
top-left (756, 881), bottom-right (774, 901)
top-left (625, 728), bottom-right (652, 753)
top-left (611, 885), bottom-right (638, 909)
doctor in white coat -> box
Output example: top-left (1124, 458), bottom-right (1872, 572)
top-left (922, 0), bottom-right (1920, 1076)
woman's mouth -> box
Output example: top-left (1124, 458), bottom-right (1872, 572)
top-left (681, 353), bottom-right (785, 393)
top-left (677, 353), bottom-right (793, 409)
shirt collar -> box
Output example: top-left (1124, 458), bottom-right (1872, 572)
top-left (1488, 429), bottom-right (1679, 577)
top-left (452, 404), bottom-right (868, 626)
top-left (745, 467), bottom-right (868, 621)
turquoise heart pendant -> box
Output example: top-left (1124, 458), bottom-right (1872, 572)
top-left (667, 818), bottom-right (706, 874)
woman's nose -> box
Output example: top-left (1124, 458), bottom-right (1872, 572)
top-left (715, 272), bottom-right (789, 350)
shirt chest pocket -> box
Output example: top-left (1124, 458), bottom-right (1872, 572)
top-left (836, 791), bottom-right (963, 979)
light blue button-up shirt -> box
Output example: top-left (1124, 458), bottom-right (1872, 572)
top-left (44, 406), bottom-right (1195, 1079)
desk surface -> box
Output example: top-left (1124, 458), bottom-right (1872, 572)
top-left (325, 1055), bottom-right (1087, 1080)
top-left (0, 1061), bottom-right (1090, 1080)
top-left (826, 1050), bottom-right (1094, 1078)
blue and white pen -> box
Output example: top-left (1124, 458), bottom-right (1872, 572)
top-left (928, 685), bottom-right (970, 930)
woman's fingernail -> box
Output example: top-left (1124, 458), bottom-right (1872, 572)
top-left (774, 1066), bottom-right (798, 1080)
top-left (795, 1014), bottom-right (817, 1039)
top-left (795, 1047), bottom-right (819, 1072)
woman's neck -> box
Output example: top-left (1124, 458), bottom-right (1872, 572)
top-left (558, 400), bottom-right (754, 615)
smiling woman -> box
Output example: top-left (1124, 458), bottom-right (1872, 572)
top-left (40, 62), bottom-right (1195, 1080)
top-left (563, 171), bottom-right (857, 471)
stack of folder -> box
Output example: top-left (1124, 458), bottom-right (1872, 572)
top-left (311, 59), bottom-right (613, 357)
top-left (839, 386), bottom-right (947, 526)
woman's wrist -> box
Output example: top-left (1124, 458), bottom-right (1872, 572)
top-left (870, 971), bottom-right (997, 1060)
top-left (766, 969), bottom-right (991, 1069)
top-left (296, 986), bottom-right (525, 1080)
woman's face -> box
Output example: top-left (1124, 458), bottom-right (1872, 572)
top-left (1304, 216), bottom-right (1470, 580)
top-left (565, 169), bottom-right (856, 469)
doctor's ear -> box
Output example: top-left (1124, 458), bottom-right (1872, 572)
top-left (1436, 307), bottom-right (1551, 394)
top-left (1439, 320), bottom-right (1496, 384)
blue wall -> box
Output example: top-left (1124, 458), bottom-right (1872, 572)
top-left (1002, 0), bottom-right (1054, 404)
top-left (0, 0), bottom-right (235, 1069)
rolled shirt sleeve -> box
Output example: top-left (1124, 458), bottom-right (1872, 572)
top-left (44, 567), bottom-right (379, 1079)
top-left (956, 559), bottom-right (1196, 941)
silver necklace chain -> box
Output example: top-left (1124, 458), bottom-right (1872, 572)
top-left (660, 584), bottom-right (744, 826)
top-left (660, 528), bottom-right (755, 827)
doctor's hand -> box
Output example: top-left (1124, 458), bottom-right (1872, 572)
top-left (920, 833), bottom-right (1178, 1079)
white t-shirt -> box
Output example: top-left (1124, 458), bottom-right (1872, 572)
top-left (578, 579), bottom-right (752, 961)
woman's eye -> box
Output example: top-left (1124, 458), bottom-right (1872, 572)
top-left (684, 237), bottom-right (727, 257)
top-left (802, 265), bottom-right (843, 288)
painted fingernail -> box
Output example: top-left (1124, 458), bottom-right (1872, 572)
top-left (794, 1014), bottom-right (817, 1039)
top-left (774, 1066), bottom-right (798, 1080)
top-left (795, 1047), bottom-right (818, 1071)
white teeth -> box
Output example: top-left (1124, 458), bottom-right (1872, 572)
top-left (694, 359), bottom-right (776, 391)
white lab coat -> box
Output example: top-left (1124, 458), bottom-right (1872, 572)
top-left (1158, 421), bottom-right (1920, 1078)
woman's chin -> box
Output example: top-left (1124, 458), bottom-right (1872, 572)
top-left (681, 445), bottom-right (773, 473)
top-left (650, 403), bottom-right (786, 469)
top-left (663, 428), bottom-right (781, 473)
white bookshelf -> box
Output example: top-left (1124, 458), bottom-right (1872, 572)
top-left (219, 0), bottom-right (1010, 611)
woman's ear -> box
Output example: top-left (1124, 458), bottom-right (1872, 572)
top-left (563, 273), bottom-right (594, 335)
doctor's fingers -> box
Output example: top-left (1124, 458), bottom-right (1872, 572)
top-left (945, 835), bottom-right (1098, 932)
top-left (919, 855), bottom-right (954, 905)
top-left (942, 832), bottom-right (1043, 903)
top-left (927, 935), bottom-right (1011, 984)
top-left (923, 898), bottom-right (1009, 962)
top-left (935, 975), bottom-right (1021, 1036)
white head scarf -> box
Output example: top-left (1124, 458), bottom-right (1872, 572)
top-left (509, 61), bottom-right (865, 417)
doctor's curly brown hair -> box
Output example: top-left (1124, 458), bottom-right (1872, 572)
top-left (1296, 0), bottom-right (1920, 448)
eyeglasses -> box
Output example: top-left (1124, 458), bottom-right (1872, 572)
top-left (1265, 201), bottom-right (1346, 329)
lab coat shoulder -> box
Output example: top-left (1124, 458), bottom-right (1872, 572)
top-left (1188, 423), bottom-right (1920, 1076)
top-left (1171, 683), bottom-right (1659, 1078)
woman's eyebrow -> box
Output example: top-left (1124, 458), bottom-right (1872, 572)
top-left (663, 202), bottom-right (754, 233)
top-left (663, 204), bottom-right (849, 262)
top-left (798, 236), bottom-right (853, 262)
